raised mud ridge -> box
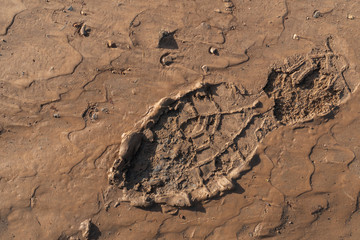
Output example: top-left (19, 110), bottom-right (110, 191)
top-left (108, 48), bottom-right (350, 208)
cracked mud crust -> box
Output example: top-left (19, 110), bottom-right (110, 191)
top-left (108, 48), bottom-right (349, 208)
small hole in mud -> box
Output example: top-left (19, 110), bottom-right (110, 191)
top-left (158, 31), bottom-right (178, 49)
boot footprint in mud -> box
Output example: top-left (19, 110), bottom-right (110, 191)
top-left (108, 82), bottom-right (276, 207)
top-left (264, 48), bottom-right (350, 124)
top-left (108, 47), bottom-right (349, 208)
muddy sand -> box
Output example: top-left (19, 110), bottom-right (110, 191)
top-left (1, 0), bottom-right (360, 239)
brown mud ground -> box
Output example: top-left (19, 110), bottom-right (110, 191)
top-left (1, 0), bottom-right (360, 239)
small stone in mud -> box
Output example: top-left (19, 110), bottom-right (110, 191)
top-left (313, 10), bottom-right (321, 18)
top-left (53, 113), bottom-right (60, 118)
top-left (107, 40), bottom-right (117, 48)
top-left (80, 24), bottom-right (88, 36)
top-left (224, 2), bottom-right (234, 8)
top-left (347, 14), bottom-right (355, 20)
top-left (292, 34), bottom-right (300, 40)
top-left (79, 219), bottom-right (92, 239)
top-left (67, 6), bottom-right (73, 11)
top-left (79, 219), bottom-right (100, 240)
top-left (201, 65), bottom-right (209, 73)
top-left (209, 47), bottom-right (218, 55)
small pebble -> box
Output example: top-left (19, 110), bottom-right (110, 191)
top-left (201, 65), bottom-right (209, 73)
top-left (79, 219), bottom-right (93, 239)
top-left (313, 10), bottom-right (321, 18)
top-left (292, 34), bottom-right (300, 40)
top-left (67, 6), bottom-right (73, 11)
top-left (214, 8), bottom-right (222, 13)
top-left (224, 2), bottom-right (234, 8)
top-left (107, 40), bottom-right (116, 48)
top-left (53, 113), bottom-right (60, 118)
top-left (80, 24), bottom-right (87, 36)
top-left (209, 47), bottom-right (218, 55)
top-left (80, 10), bottom-right (87, 15)
top-left (347, 14), bottom-right (355, 20)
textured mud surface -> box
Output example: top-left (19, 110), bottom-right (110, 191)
top-left (2, 0), bottom-right (360, 239)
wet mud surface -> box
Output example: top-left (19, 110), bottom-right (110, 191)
top-left (1, 0), bottom-right (360, 239)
